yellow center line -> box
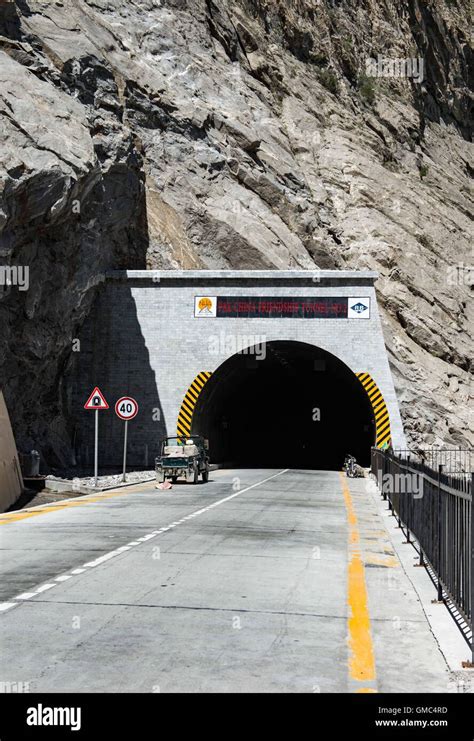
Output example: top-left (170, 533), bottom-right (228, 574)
top-left (339, 472), bottom-right (377, 691)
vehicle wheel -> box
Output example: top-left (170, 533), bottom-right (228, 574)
top-left (171, 476), bottom-right (178, 483)
top-left (193, 463), bottom-right (199, 484)
top-left (201, 467), bottom-right (209, 483)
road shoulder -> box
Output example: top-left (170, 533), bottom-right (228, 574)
top-left (357, 475), bottom-right (472, 693)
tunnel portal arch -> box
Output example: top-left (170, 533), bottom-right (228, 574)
top-left (180, 341), bottom-right (382, 470)
top-left (69, 269), bottom-right (405, 471)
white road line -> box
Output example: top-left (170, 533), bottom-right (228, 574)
top-left (35, 584), bottom-right (55, 593)
top-left (4, 469), bottom-right (288, 613)
top-left (83, 551), bottom-right (123, 568)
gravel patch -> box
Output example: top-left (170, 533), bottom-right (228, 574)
top-left (47, 470), bottom-right (156, 491)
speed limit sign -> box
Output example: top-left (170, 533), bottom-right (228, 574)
top-left (115, 397), bottom-right (138, 482)
top-left (115, 397), bottom-right (138, 420)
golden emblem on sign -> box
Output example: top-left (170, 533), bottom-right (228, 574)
top-left (198, 297), bottom-right (213, 313)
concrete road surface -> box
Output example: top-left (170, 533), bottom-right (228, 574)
top-left (0, 469), bottom-right (453, 692)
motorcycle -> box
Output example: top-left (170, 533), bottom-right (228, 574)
top-left (344, 454), bottom-right (360, 478)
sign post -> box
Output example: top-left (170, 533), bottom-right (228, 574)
top-left (115, 397), bottom-right (139, 482)
top-left (84, 387), bottom-right (109, 486)
top-left (122, 419), bottom-right (128, 483)
top-left (94, 408), bottom-right (99, 487)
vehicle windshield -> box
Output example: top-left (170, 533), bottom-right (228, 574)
top-left (161, 436), bottom-right (200, 452)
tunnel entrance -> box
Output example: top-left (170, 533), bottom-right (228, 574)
top-left (191, 341), bottom-right (375, 470)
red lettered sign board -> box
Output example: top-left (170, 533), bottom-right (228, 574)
top-left (215, 297), bottom-right (349, 318)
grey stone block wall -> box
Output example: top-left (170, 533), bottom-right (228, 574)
top-left (67, 270), bottom-right (406, 468)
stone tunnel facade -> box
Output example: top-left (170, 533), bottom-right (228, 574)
top-left (67, 270), bottom-right (406, 469)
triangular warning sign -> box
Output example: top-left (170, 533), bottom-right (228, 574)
top-left (84, 386), bottom-right (109, 410)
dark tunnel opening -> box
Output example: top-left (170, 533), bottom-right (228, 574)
top-left (192, 341), bottom-right (375, 470)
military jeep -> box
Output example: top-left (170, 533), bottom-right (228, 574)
top-left (155, 436), bottom-right (210, 484)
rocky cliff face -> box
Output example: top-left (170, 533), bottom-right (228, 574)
top-left (0, 0), bottom-right (472, 465)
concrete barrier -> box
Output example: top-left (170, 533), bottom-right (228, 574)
top-left (0, 390), bottom-right (23, 512)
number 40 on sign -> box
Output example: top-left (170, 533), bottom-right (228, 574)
top-left (116, 397), bottom-right (138, 421)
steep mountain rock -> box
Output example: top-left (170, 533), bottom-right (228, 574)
top-left (0, 0), bottom-right (472, 464)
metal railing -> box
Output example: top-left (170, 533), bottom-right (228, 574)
top-left (371, 447), bottom-right (473, 665)
top-left (394, 448), bottom-right (472, 474)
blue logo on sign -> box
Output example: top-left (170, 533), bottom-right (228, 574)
top-left (351, 302), bottom-right (368, 314)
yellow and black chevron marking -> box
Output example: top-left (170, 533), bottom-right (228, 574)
top-left (177, 372), bottom-right (213, 438)
top-left (356, 372), bottom-right (392, 449)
